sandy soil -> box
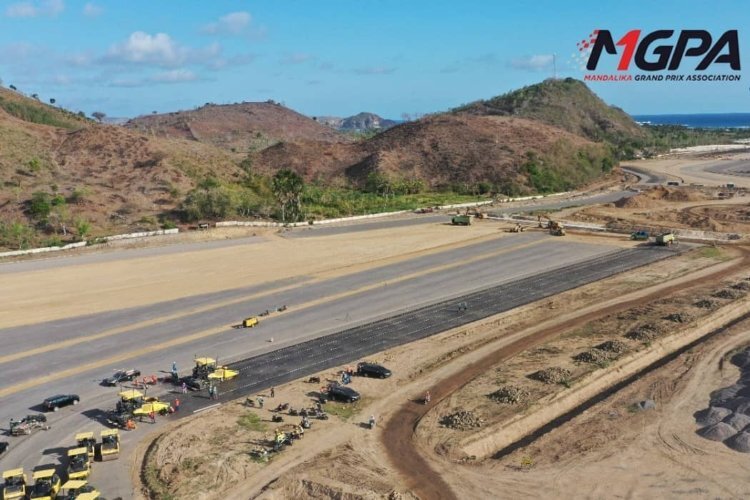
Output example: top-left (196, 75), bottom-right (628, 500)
top-left (627, 151), bottom-right (750, 188)
top-left (0, 220), bottom-right (507, 328)
top-left (566, 184), bottom-right (750, 235)
top-left (137, 245), bottom-right (744, 499)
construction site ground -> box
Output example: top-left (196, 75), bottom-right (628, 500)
top-left (137, 243), bottom-right (750, 499)
top-left (5, 150), bottom-right (750, 500)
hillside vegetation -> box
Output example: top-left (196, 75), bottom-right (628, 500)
top-left (455, 78), bottom-right (647, 156)
top-left (0, 78), bottom-right (655, 250)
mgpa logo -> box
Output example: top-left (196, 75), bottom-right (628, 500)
top-left (575, 29), bottom-right (741, 82)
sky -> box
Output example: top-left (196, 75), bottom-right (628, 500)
top-left (0, 0), bottom-right (748, 119)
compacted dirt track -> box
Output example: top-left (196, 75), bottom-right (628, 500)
top-left (382, 247), bottom-right (750, 500)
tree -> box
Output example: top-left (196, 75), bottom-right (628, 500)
top-left (31, 93), bottom-right (39, 100)
top-left (92, 111), bottom-right (106, 122)
top-left (49, 98), bottom-right (56, 105)
top-left (6, 221), bottom-right (33, 250)
top-left (29, 192), bottom-right (52, 224)
top-left (272, 169), bottom-right (304, 222)
top-left (49, 196), bottom-right (69, 235)
top-left (75, 219), bottom-right (91, 241)
top-left (9, 84), bottom-right (16, 91)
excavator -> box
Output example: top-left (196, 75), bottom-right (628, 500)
top-left (537, 214), bottom-right (566, 236)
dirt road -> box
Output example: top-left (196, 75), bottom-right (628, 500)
top-left (382, 247), bottom-right (750, 499)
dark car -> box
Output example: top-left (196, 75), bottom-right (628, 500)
top-left (102, 369), bottom-right (141, 386)
top-left (0, 442), bottom-right (8, 455)
top-left (356, 362), bottom-right (392, 379)
top-left (326, 383), bottom-right (360, 403)
top-left (43, 394), bottom-right (80, 412)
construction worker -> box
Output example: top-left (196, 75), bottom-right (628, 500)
top-left (174, 398), bottom-right (180, 412)
top-left (424, 391), bottom-right (431, 405)
top-left (257, 396), bottom-right (264, 408)
top-left (368, 415), bottom-right (376, 429)
top-left (181, 382), bottom-right (188, 394)
top-left (270, 387), bottom-right (275, 398)
top-left (149, 411), bottom-right (156, 424)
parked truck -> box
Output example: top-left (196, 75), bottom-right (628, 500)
top-left (655, 232), bottom-right (676, 246)
top-left (451, 214), bottom-right (472, 226)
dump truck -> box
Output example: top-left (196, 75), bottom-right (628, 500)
top-left (451, 214), bottom-right (472, 226)
top-left (630, 230), bottom-right (649, 241)
top-left (2, 468), bottom-right (26, 500)
top-left (99, 429), bottom-right (120, 462)
top-left (75, 432), bottom-right (96, 461)
top-left (655, 232), bottom-right (676, 246)
top-left (66, 448), bottom-right (91, 480)
top-left (28, 468), bottom-right (61, 500)
top-left (60, 480), bottom-right (99, 500)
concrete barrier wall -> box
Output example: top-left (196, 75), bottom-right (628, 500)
top-left (0, 228), bottom-right (179, 259)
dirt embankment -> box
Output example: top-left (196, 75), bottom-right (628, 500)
top-left (382, 247), bottom-right (750, 499)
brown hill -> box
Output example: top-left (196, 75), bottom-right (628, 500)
top-left (125, 101), bottom-right (349, 153)
top-left (253, 114), bottom-right (613, 193)
top-left (0, 87), bottom-right (241, 242)
top-left (454, 78), bottom-right (646, 147)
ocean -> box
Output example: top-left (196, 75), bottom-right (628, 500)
top-left (632, 113), bottom-right (750, 129)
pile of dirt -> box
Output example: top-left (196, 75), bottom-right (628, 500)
top-left (726, 431), bottom-right (750, 453)
top-left (529, 367), bottom-right (571, 385)
top-left (439, 410), bottom-right (485, 431)
top-left (695, 406), bottom-right (732, 426)
top-left (595, 340), bottom-right (629, 354)
top-left (625, 323), bottom-right (665, 342)
top-left (664, 312), bottom-right (694, 323)
top-left (723, 412), bottom-right (750, 431)
top-left (697, 422), bottom-right (737, 441)
top-left (614, 195), bottom-right (659, 209)
top-left (573, 349), bottom-right (614, 365)
top-left (713, 288), bottom-right (746, 300)
top-left (632, 399), bottom-right (656, 411)
top-left (488, 386), bottom-right (530, 404)
top-left (696, 347), bottom-right (750, 451)
top-left (695, 298), bottom-right (719, 309)
top-left (731, 281), bottom-right (750, 291)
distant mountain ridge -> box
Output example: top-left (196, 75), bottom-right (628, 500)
top-left (315, 112), bottom-right (398, 132)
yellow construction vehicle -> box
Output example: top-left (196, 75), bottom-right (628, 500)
top-left (99, 429), bottom-right (120, 462)
top-left (75, 432), bottom-right (96, 461)
top-left (117, 390), bottom-right (170, 416)
top-left (242, 316), bottom-right (259, 328)
top-left (66, 448), bottom-right (91, 480)
top-left (537, 214), bottom-right (566, 236)
top-left (28, 468), bottom-right (61, 500)
top-left (2, 468), bottom-right (27, 500)
top-left (193, 357), bottom-right (239, 382)
top-left (59, 480), bottom-right (99, 500)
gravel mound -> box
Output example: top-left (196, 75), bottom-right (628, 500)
top-left (726, 431), bottom-right (750, 453)
top-left (488, 386), bottom-right (530, 404)
top-left (573, 349), bottom-right (613, 365)
top-left (625, 323), bottom-right (663, 341)
top-left (695, 406), bottom-right (732, 426)
top-left (731, 349), bottom-right (750, 369)
top-left (664, 312), bottom-right (694, 323)
top-left (713, 288), bottom-right (745, 300)
top-left (633, 399), bottom-right (656, 411)
top-left (697, 422), bottom-right (737, 441)
top-left (723, 412), bottom-right (750, 431)
top-left (596, 340), bottom-right (629, 354)
top-left (529, 367), bottom-right (571, 385)
top-left (732, 281), bottom-right (750, 291)
top-left (694, 298), bottom-right (718, 309)
top-left (439, 410), bottom-right (484, 431)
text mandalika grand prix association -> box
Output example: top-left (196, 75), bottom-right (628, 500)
top-left (585, 74), bottom-right (741, 82)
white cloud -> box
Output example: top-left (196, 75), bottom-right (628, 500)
top-left (102, 32), bottom-right (221, 68)
top-left (201, 11), bottom-right (251, 35)
top-left (6, 0), bottom-right (63, 17)
top-left (281, 53), bottom-right (314, 65)
top-left (510, 54), bottom-right (554, 71)
top-left (82, 2), bottom-right (102, 17)
top-left (354, 66), bottom-right (396, 75)
top-left (150, 69), bottom-right (198, 83)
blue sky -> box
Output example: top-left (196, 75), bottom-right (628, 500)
top-left (0, 0), bottom-right (747, 118)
